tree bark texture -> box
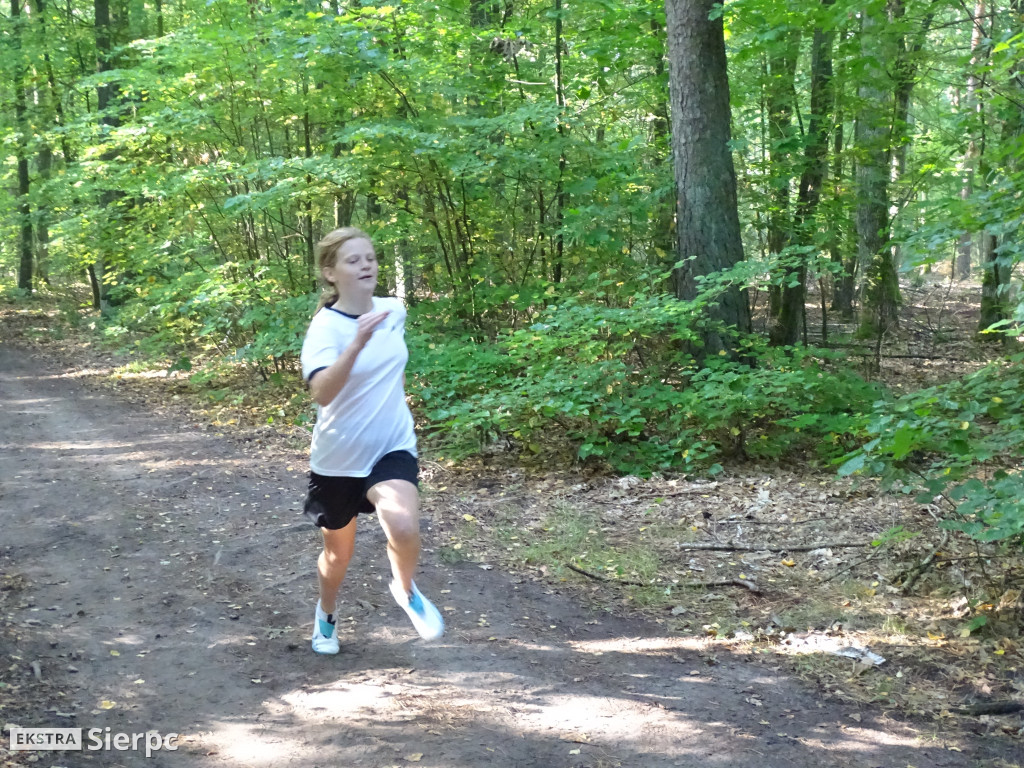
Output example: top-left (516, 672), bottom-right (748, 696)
top-left (665, 0), bottom-right (752, 353)
top-left (856, 8), bottom-right (899, 337)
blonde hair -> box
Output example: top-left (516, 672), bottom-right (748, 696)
top-left (315, 226), bottom-right (373, 311)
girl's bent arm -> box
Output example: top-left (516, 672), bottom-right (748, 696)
top-left (308, 309), bottom-right (390, 406)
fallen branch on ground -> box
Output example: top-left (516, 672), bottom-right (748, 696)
top-left (900, 530), bottom-right (950, 593)
top-left (822, 549), bottom-right (882, 583)
top-left (675, 542), bottom-right (868, 553)
top-left (951, 701), bottom-right (1024, 716)
top-left (566, 563), bottom-right (760, 593)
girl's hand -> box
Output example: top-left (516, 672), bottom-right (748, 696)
top-left (353, 310), bottom-right (391, 348)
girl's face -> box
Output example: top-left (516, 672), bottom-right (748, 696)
top-left (323, 237), bottom-right (378, 292)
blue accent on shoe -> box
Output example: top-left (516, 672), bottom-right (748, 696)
top-left (391, 580), bottom-right (444, 640)
top-left (312, 603), bottom-right (340, 654)
top-left (408, 592), bottom-right (423, 614)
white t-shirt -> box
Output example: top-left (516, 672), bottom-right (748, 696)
top-left (300, 296), bottom-right (417, 476)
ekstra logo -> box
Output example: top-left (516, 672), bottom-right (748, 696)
top-left (9, 727), bottom-right (179, 757)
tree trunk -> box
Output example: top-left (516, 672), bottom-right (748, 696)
top-left (980, 0), bottom-right (1022, 333)
top-left (774, 4), bottom-right (834, 347)
top-left (552, 0), bottom-right (567, 284)
top-left (957, 1), bottom-right (987, 280)
top-left (765, 31), bottom-right (801, 325)
top-left (856, 9), bottom-right (899, 337)
top-left (12, 0), bottom-right (33, 293)
top-left (665, 0), bottom-right (751, 355)
top-left (33, 0), bottom-right (57, 286)
top-left (831, 97), bottom-right (856, 318)
top-left (650, 19), bottom-right (676, 272)
top-left (94, 0), bottom-right (120, 310)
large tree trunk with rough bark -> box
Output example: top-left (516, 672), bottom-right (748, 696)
top-left (665, 0), bottom-right (751, 356)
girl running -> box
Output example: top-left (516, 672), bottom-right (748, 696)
top-left (300, 227), bottom-right (444, 653)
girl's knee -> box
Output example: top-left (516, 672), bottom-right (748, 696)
top-left (379, 507), bottom-right (419, 542)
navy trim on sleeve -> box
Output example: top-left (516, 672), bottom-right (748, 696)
top-left (307, 366), bottom-right (328, 385)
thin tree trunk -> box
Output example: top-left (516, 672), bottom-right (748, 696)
top-left (980, 0), bottom-right (1022, 332)
top-left (12, 0), bottom-right (33, 293)
top-left (665, 0), bottom-right (752, 356)
top-left (650, 19), bottom-right (675, 272)
top-left (94, 0), bottom-right (119, 310)
top-left (775, 3), bottom-right (834, 346)
top-left (32, 0), bottom-right (57, 286)
top-left (856, 9), bottom-right (899, 337)
top-left (957, 2), bottom-right (987, 280)
top-left (553, 0), bottom-right (567, 284)
top-left (766, 32), bottom-right (801, 325)
top-left (831, 96), bottom-right (856, 318)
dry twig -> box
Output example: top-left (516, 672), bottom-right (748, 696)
top-left (566, 563), bottom-right (761, 593)
top-left (675, 542), bottom-right (868, 553)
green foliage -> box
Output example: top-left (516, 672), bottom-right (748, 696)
top-left (408, 273), bottom-right (881, 475)
top-left (839, 354), bottom-right (1024, 544)
top-left (3, 0), bottom-right (1022, 556)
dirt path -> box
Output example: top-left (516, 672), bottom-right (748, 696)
top-left (0, 343), bottom-right (1009, 768)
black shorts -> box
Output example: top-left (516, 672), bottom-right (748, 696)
top-left (303, 450), bottom-right (419, 530)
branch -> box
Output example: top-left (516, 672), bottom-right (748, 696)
top-left (900, 529), bottom-right (950, 593)
top-left (674, 542), bottom-right (868, 553)
top-left (566, 563), bottom-right (645, 586)
top-left (566, 563), bottom-right (761, 593)
top-left (951, 701), bottom-right (1024, 716)
top-left (822, 549), bottom-right (882, 583)
top-left (377, 71), bottom-right (418, 117)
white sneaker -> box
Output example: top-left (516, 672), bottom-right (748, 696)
top-left (390, 580), bottom-right (444, 641)
top-left (311, 601), bottom-right (340, 655)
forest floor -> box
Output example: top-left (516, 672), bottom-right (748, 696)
top-left (1, 275), bottom-right (1022, 767)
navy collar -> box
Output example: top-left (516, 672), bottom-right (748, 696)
top-left (325, 305), bottom-right (363, 320)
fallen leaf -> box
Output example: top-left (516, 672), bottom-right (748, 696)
top-left (560, 732), bottom-right (590, 743)
top-left (781, 559), bottom-right (796, 567)
top-left (99, 700), bottom-right (116, 710)
top-left (848, 713), bottom-right (861, 722)
top-left (405, 753), bottom-right (423, 762)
